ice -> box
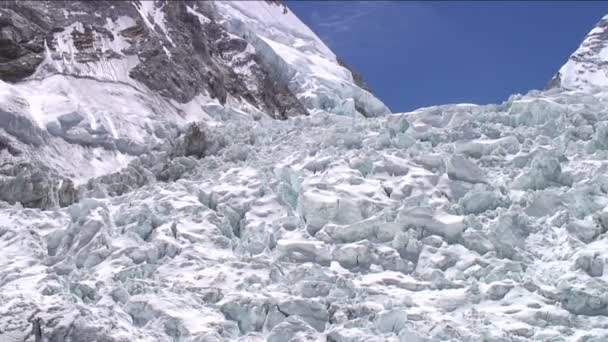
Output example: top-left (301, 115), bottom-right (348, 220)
top-left (332, 240), bottom-right (374, 270)
top-left (5, 2), bottom-right (608, 342)
top-left (266, 316), bottom-right (320, 342)
top-left (447, 154), bottom-right (488, 184)
top-left (459, 189), bottom-right (509, 214)
top-left (7, 85), bottom-right (608, 341)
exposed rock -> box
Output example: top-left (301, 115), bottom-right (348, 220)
top-left (0, 0), bottom-right (308, 119)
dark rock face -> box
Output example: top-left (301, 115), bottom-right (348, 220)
top-left (0, 0), bottom-right (308, 119)
top-left (0, 1), bottom-right (49, 81)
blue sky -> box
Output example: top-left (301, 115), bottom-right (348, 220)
top-left (288, 1), bottom-right (608, 112)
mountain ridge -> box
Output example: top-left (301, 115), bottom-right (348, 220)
top-left (549, 14), bottom-right (608, 91)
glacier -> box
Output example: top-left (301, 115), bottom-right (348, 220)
top-left (2, 1), bottom-right (608, 342)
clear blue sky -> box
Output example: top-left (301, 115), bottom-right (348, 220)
top-left (288, 1), bottom-right (608, 112)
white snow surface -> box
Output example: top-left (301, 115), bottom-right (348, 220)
top-left (4, 2), bottom-right (608, 341)
top-left (4, 86), bottom-right (608, 340)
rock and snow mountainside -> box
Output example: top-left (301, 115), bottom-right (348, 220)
top-left (0, 0), bottom-right (389, 208)
top-left (550, 14), bottom-right (608, 91)
top-left (3, 2), bottom-right (608, 342)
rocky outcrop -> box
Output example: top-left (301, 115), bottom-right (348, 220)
top-left (0, 1), bottom-right (307, 119)
top-left (0, 1), bottom-right (49, 81)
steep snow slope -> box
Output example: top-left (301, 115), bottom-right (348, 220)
top-left (550, 14), bottom-right (608, 90)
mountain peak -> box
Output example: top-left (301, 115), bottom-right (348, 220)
top-left (550, 14), bottom-right (608, 90)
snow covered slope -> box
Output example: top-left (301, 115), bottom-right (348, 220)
top-left (550, 14), bottom-right (608, 91)
top-left (5, 87), bottom-right (608, 341)
top-left (4, 2), bottom-right (608, 342)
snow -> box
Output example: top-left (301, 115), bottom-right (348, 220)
top-left (39, 20), bottom-right (141, 84)
top-left (162, 45), bottom-right (172, 59)
top-left (0, 74), bottom-right (186, 181)
top-left (5, 86), bottom-right (608, 340)
top-left (132, 0), bottom-right (175, 46)
top-left (4, 1), bottom-right (608, 341)
top-left (103, 16), bottom-right (137, 55)
top-left (556, 16), bottom-right (608, 90)
top-left (213, 0), bottom-right (391, 117)
top-left (186, 5), bottom-right (211, 25)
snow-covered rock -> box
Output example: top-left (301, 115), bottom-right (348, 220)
top-left (550, 14), bottom-right (608, 91)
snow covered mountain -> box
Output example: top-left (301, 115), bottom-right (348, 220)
top-left (0, 0), bottom-right (389, 208)
top-left (549, 14), bottom-right (608, 91)
top-left (3, 2), bottom-right (608, 342)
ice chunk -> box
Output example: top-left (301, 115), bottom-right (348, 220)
top-left (567, 218), bottom-right (603, 243)
top-left (276, 298), bottom-right (329, 332)
top-left (456, 136), bottom-right (520, 158)
top-left (267, 316), bottom-right (319, 342)
top-left (397, 207), bottom-right (465, 241)
top-left (484, 281), bottom-right (515, 300)
top-left (374, 309), bottom-right (408, 334)
top-left (332, 240), bottom-right (374, 270)
top-left (276, 239), bottom-right (331, 266)
top-left (557, 276), bottom-right (608, 316)
top-left (574, 252), bottom-right (604, 277)
top-left (447, 154), bottom-right (487, 184)
top-left (297, 188), bottom-right (364, 235)
top-left (219, 294), bottom-right (269, 334)
top-left (459, 190), bottom-right (508, 214)
top-left (385, 113), bottom-right (410, 136)
top-left (512, 152), bottom-right (571, 190)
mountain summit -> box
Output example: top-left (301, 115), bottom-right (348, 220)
top-left (549, 14), bottom-right (608, 90)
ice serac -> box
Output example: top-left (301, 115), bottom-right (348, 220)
top-left (549, 14), bottom-right (608, 91)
